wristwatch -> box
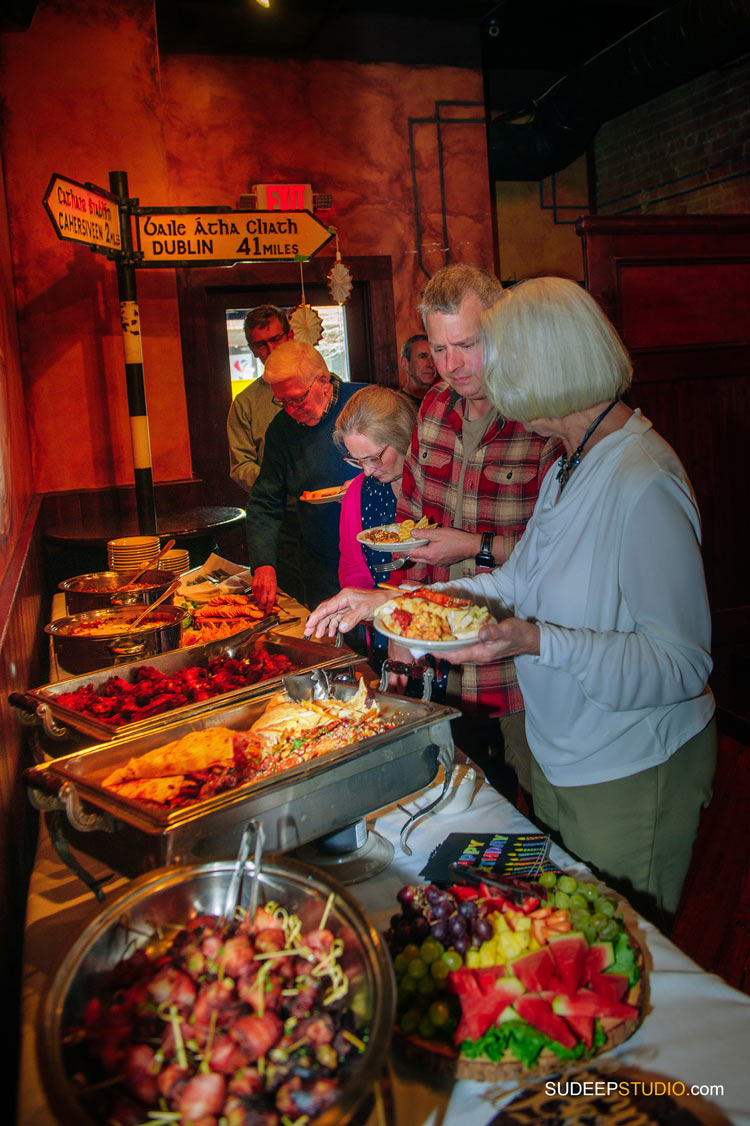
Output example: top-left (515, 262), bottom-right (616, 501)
top-left (474, 531), bottom-right (495, 570)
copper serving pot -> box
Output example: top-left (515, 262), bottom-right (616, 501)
top-left (59, 568), bottom-right (178, 616)
top-left (45, 604), bottom-right (185, 674)
top-left (37, 856), bottom-right (396, 1126)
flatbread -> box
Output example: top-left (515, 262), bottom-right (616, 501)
top-left (102, 728), bottom-right (237, 787)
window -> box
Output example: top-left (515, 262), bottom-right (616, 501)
top-left (226, 305), bottom-right (350, 402)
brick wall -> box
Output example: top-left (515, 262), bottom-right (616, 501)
top-left (595, 56), bottom-right (750, 215)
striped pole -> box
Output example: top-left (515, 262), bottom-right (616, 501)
top-left (109, 170), bottom-right (157, 535)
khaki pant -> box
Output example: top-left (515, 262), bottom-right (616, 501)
top-left (531, 719), bottom-right (717, 921)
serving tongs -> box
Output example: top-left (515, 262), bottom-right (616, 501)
top-left (127, 579), bottom-right (182, 630)
top-left (203, 613), bottom-right (282, 660)
top-left (116, 538), bottom-right (175, 592)
top-left (221, 818), bottom-right (265, 927)
top-left (448, 862), bottom-right (549, 906)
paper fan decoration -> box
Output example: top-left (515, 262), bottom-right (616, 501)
top-left (289, 303), bottom-right (323, 344)
top-left (327, 232), bottom-right (353, 305)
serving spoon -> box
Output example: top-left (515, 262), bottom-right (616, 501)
top-left (127, 578), bottom-right (181, 630)
top-left (117, 538), bottom-right (176, 591)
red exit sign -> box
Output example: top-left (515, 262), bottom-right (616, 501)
top-left (254, 183), bottom-right (313, 211)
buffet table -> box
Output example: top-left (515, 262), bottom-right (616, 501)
top-left (18, 771), bottom-right (750, 1125)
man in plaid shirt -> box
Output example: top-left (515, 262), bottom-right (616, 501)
top-left (395, 265), bottom-right (560, 802)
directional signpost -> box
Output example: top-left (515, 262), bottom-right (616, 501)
top-left (43, 173), bottom-right (122, 254)
top-left (42, 170), bottom-right (336, 535)
top-left (134, 208), bottom-right (333, 266)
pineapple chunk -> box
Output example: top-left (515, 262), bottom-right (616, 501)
top-left (465, 949), bottom-right (480, 969)
top-left (491, 912), bottom-right (510, 935)
top-left (498, 930), bottom-right (529, 960)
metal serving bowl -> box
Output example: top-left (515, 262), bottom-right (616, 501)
top-left (37, 856), bottom-right (396, 1126)
top-left (59, 569), bottom-right (178, 615)
top-left (46, 605), bottom-right (185, 674)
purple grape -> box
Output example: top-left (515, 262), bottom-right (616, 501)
top-left (431, 898), bottom-right (453, 920)
top-left (410, 917), bottom-right (430, 942)
top-left (425, 885), bottom-right (443, 905)
top-left (430, 919), bottom-right (448, 942)
top-left (390, 913), bottom-right (402, 930)
top-left (453, 933), bottom-right (470, 955)
top-left (473, 917), bottom-right (493, 942)
top-left (448, 914), bottom-right (467, 938)
top-left (397, 886), bottom-right (416, 907)
top-left (470, 931), bottom-right (483, 948)
top-left (458, 900), bottom-right (478, 920)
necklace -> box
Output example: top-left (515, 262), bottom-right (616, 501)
top-left (556, 398), bottom-right (618, 493)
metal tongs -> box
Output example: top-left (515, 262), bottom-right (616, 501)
top-left (448, 862), bottom-right (548, 906)
top-left (283, 667), bottom-right (333, 702)
top-left (222, 818), bottom-right (265, 927)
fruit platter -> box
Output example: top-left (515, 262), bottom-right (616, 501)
top-left (387, 870), bottom-right (645, 1079)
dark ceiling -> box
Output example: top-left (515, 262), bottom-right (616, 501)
top-left (153, 0), bottom-right (672, 107)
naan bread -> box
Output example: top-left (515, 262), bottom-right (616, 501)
top-left (102, 727), bottom-right (237, 787)
top-left (108, 776), bottom-right (186, 805)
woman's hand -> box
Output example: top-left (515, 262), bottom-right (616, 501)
top-left (439, 617), bottom-right (540, 664)
top-left (406, 527), bottom-right (479, 567)
top-left (304, 588), bottom-right (389, 639)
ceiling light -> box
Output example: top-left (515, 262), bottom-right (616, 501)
top-left (255, 0), bottom-right (270, 8)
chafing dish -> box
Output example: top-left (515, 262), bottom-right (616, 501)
top-left (14, 629), bottom-right (358, 746)
top-left (37, 856), bottom-right (395, 1126)
top-left (59, 568), bottom-right (178, 615)
top-left (45, 605), bottom-right (185, 675)
top-left (24, 683), bottom-right (458, 877)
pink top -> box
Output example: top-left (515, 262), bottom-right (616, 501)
top-left (338, 473), bottom-right (372, 588)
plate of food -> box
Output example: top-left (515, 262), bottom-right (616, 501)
top-left (388, 870), bottom-right (646, 1081)
top-left (357, 516), bottom-right (436, 550)
top-left (300, 485), bottom-right (348, 503)
top-left (373, 587), bottom-right (494, 651)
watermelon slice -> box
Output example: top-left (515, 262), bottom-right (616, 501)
top-left (476, 966), bottom-right (507, 994)
top-left (548, 931), bottom-right (588, 993)
top-left (455, 990), bottom-right (511, 1043)
top-left (562, 1012), bottom-right (594, 1049)
top-left (508, 946), bottom-right (555, 992)
top-left (590, 971), bottom-right (629, 1002)
top-left (447, 967), bottom-right (482, 996)
top-left (513, 994), bottom-right (578, 1050)
top-left (582, 940), bottom-right (615, 984)
top-left (552, 988), bottom-right (639, 1023)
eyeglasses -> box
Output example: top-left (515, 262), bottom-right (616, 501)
top-left (250, 330), bottom-right (288, 356)
top-left (272, 376), bottom-right (322, 410)
top-left (343, 445), bottom-right (389, 469)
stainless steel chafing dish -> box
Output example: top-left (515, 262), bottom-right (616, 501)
top-left (24, 681), bottom-right (459, 877)
top-left (13, 628), bottom-right (358, 746)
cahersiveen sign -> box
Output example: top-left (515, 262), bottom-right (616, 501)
top-left (135, 208), bottom-right (333, 265)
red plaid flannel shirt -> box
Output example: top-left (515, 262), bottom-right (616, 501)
top-left (397, 383), bottom-right (560, 715)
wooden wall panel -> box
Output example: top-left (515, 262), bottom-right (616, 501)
top-left (577, 216), bottom-right (750, 615)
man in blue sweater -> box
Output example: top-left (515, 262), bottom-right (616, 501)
top-left (247, 341), bottom-right (365, 610)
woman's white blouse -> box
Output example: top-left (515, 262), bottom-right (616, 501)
top-left (441, 411), bottom-right (715, 787)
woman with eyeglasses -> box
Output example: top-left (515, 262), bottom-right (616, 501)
top-left (334, 386), bottom-right (417, 588)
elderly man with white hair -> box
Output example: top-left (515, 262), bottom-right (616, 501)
top-left (246, 341), bottom-right (365, 611)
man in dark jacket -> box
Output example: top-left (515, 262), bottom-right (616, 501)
top-left (247, 341), bottom-right (364, 610)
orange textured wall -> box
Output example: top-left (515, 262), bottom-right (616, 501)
top-left (0, 146), bottom-right (34, 579)
top-left (0, 0), bottom-right (493, 497)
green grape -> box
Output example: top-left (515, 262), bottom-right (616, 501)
top-left (554, 890), bottom-right (571, 909)
top-left (400, 1007), bottom-right (421, 1034)
top-left (539, 871), bottom-right (558, 889)
top-left (557, 875), bottom-right (578, 895)
top-left (428, 999), bottom-right (452, 1028)
top-left (420, 938), bottom-right (443, 965)
top-left (579, 882), bottom-right (600, 902)
top-left (569, 892), bottom-right (588, 910)
top-left (393, 952), bottom-right (410, 976)
top-left (398, 974), bottom-right (417, 996)
top-left (582, 922), bottom-right (597, 944)
top-left (595, 897), bottom-right (616, 918)
top-left (590, 912), bottom-right (608, 933)
top-left (599, 919), bottom-right (621, 942)
top-left (418, 1014), bottom-right (436, 1039)
top-left (407, 957), bottom-right (428, 979)
top-left (402, 943), bottom-right (421, 962)
top-left (417, 975), bottom-right (436, 996)
top-left (441, 949), bottom-right (463, 973)
top-left (569, 907), bottom-right (589, 929)
top-left (430, 958), bottom-right (451, 982)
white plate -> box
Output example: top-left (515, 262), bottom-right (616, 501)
top-left (372, 607), bottom-right (484, 652)
top-left (300, 488), bottom-right (347, 504)
top-left (357, 528), bottom-right (430, 551)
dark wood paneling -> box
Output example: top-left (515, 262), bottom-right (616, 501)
top-left (0, 498), bottom-right (46, 1106)
top-left (578, 215), bottom-right (750, 615)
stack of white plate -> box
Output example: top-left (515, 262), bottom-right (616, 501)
top-left (158, 547), bottom-right (191, 575)
top-left (107, 535), bottom-right (161, 571)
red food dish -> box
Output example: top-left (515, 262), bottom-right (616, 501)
top-left (54, 651), bottom-right (295, 727)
